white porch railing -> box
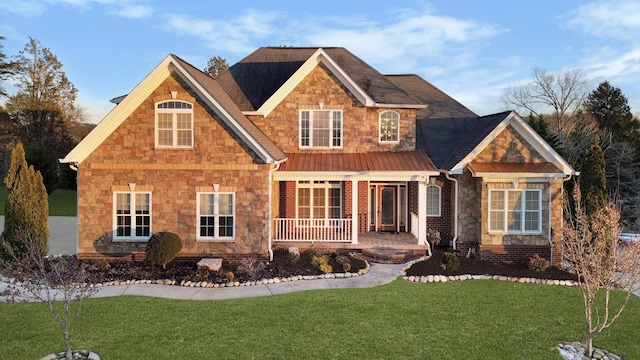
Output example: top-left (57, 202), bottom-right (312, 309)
top-left (273, 218), bottom-right (353, 242)
top-left (410, 212), bottom-right (418, 238)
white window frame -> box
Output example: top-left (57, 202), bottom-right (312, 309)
top-left (426, 185), bottom-right (441, 217)
top-left (196, 192), bottom-right (236, 241)
top-left (379, 110), bottom-right (400, 143)
top-left (299, 110), bottom-right (343, 149)
top-left (113, 192), bottom-right (152, 241)
top-left (155, 100), bottom-right (194, 148)
top-left (296, 181), bottom-right (342, 226)
top-left (488, 189), bottom-right (542, 234)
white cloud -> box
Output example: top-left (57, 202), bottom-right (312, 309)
top-left (1, 0), bottom-right (47, 17)
top-left (115, 5), bottom-right (153, 19)
top-left (566, 0), bottom-right (640, 39)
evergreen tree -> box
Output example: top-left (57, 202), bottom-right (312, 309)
top-left (528, 114), bottom-right (564, 156)
top-left (580, 136), bottom-right (608, 217)
top-left (585, 81), bottom-right (637, 141)
top-left (204, 56), bottom-right (228, 78)
top-left (1, 143), bottom-right (49, 261)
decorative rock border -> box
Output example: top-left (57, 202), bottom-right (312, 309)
top-left (557, 342), bottom-right (626, 360)
top-left (399, 256), bottom-right (577, 286)
top-left (39, 350), bottom-right (100, 360)
top-left (0, 262), bottom-right (372, 290)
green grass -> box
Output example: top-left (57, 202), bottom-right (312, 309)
top-left (0, 186), bottom-right (76, 216)
top-left (1, 279), bottom-right (639, 359)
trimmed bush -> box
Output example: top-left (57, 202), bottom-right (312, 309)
top-left (311, 255), bottom-right (333, 273)
top-left (441, 252), bottom-right (459, 270)
top-left (145, 232), bottom-right (182, 269)
top-left (527, 254), bottom-right (550, 272)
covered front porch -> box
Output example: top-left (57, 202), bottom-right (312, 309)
top-left (270, 152), bottom-right (439, 253)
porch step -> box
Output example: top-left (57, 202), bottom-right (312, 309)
top-left (360, 247), bottom-right (424, 264)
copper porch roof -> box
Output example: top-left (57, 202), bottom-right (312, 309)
top-left (467, 162), bottom-right (563, 175)
top-left (279, 152), bottom-right (437, 172)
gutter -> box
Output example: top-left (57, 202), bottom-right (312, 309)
top-left (444, 171), bottom-right (459, 250)
top-left (268, 159), bottom-right (286, 261)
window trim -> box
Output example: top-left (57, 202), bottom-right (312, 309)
top-left (299, 110), bottom-right (343, 149)
top-left (379, 110), bottom-right (400, 143)
top-left (196, 192), bottom-right (236, 241)
top-left (112, 191), bottom-right (152, 241)
top-left (488, 189), bottom-right (542, 234)
top-left (155, 100), bottom-right (194, 149)
top-left (296, 181), bottom-right (342, 226)
top-left (426, 185), bottom-right (441, 217)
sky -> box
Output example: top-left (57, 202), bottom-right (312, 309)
top-left (1, 0), bottom-right (640, 124)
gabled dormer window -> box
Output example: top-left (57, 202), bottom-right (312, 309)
top-left (155, 101), bottom-right (193, 148)
top-left (379, 110), bottom-right (399, 143)
top-left (299, 110), bottom-right (342, 148)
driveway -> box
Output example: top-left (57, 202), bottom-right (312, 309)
top-left (0, 216), bottom-right (77, 255)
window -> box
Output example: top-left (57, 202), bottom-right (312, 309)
top-left (197, 192), bottom-right (235, 240)
top-left (379, 111), bottom-right (399, 142)
top-left (299, 110), bottom-right (342, 148)
top-left (489, 189), bottom-right (541, 233)
top-left (426, 185), bottom-right (441, 216)
top-left (113, 192), bottom-right (151, 240)
top-left (297, 181), bottom-right (342, 222)
top-left (155, 101), bottom-right (193, 148)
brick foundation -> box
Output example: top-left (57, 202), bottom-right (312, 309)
top-left (478, 245), bottom-right (552, 264)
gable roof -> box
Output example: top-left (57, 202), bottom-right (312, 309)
top-left (216, 47), bottom-right (425, 115)
top-left (61, 54), bottom-right (286, 165)
top-left (386, 74), bottom-right (477, 120)
top-left (417, 111), bottom-right (577, 176)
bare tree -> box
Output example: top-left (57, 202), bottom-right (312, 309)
top-left (1, 227), bottom-right (97, 360)
top-left (502, 68), bottom-right (590, 145)
top-left (204, 55), bottom-right (229, 79)
top-left (563, 186), bottom-right (640, 358)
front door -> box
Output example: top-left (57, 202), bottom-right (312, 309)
top-left (378, 186), bottom-right (396, 231)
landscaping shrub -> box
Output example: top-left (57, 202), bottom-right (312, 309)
top-left (441, 252), bottom-right (459, 270)
top-left (527, 253), bottom-right (550, 272)
top-left (236, 258), bottom-right (265, 280)
top-left (311, 255), bottom-right (332, 273)
top-left (286, 252), bottom-right (300, 264)
top-left (336, 255), bottom-right (351, 272)
top-left (145, 232), bottom-right (182, 269)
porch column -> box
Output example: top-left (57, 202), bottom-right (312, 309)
top-left (351, 179), bottom-right (358, 244)
top-left (417, 179), bottom-right (427, 245)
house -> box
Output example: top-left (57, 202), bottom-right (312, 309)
top-left (61, 47), bottom-right (577, 265)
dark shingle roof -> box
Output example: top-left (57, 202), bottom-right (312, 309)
top-left (172, 55), bottom-right (286, 162)
top-left (386, 74), bottom-right (477, 120)
top-left (416, 111), bottom-right (510, 170)
top-left (216, 47), bottom-right (421, 111)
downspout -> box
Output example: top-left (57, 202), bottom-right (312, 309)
top-left (445, 171), bottom-right (459, 250)
top-left (268, 160), bottom-right (286, 262)
top-left (548, 177), bottom-right (559, 264)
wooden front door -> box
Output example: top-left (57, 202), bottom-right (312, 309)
top-left (378, 185), bottom-right (397, 231)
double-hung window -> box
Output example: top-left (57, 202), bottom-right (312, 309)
top-left (489, 189), bottom-right (541, 233)
top-left (197, 192), bottom-right (235, 240)
top-left (113, 192), bottom-right (151, 240)
top-left (426, 185), bottom-right (441, 217)
top-left (379, 110), bottom-right (399, 143)
top-left (297, 181), bottom-right (342, 226)
top-left (299, 110), bottom-right (342, 148)
top-left (155, 101), bottom-right (193, 148)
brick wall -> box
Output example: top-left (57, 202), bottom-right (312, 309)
top-left (77, 73), bottom-right (272, 258)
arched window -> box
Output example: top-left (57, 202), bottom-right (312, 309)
top-left (379, 110), bottom-right (399, 143)
top-left (426, 185), bottom-right (441, 216)
top-left (155, 100), bottom-right (193, 148)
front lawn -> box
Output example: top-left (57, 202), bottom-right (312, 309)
top-left (1, 279), bottom-right (638, 359)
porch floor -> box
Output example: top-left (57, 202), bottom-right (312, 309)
top-left (273, 231), bottom-right (428, 252)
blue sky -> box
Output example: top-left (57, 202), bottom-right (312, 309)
top-left (1, 0), bottom-right (639, 123)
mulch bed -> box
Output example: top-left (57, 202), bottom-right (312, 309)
top-left (80, 250), bottom-right (368, 285)
top-left (405, 249), bottom-right (578, 281)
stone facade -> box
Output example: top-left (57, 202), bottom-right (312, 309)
top-left (77, 74), bottom-right (273, 259)
top-left (248, 64), bottom-right (416, 154)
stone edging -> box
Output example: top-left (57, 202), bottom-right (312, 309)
top-left (399, 256), bottom-right (578, 286)
top-left (0, 262), bottom-right (372, 290)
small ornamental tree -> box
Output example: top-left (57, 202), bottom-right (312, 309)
top-left (563, 185), bottom-right (640, 358)
top-left (580, 136), bottom-right (607, 217)
top-left (145, 231), bottom-right (182, 269)
top-left (1, 142), bottom-right (49, 261)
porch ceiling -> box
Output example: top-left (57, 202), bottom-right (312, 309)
top-left (274, 152), bottom-right (439, 181)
